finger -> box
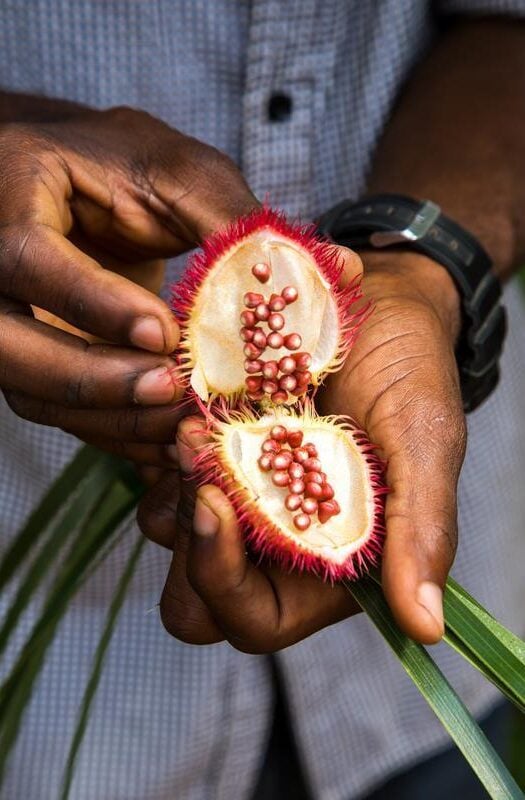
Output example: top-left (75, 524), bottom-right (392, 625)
top-left (80, 438), bottom-right (180, 468)
top-left (5, 391), bottom-right (191, 443)
top-left (0, 297), bottom-right (183, 408)
top-left (137, 468), bottom-right (180, 548)
top-left (137, 466), bottom-right (165, 489)
top-left (335, 245), bottom-right (364, 287)
top-left (186, 484), bottom-right (283, 653)
top-left (381, 406), bottom-right (466, 644)
top-left (0, 223), bottom-right (179, 353)
top-left (157, 475), bottom-right (223, 645)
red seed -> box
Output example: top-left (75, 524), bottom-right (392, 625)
top-left (262, 438), bottom-right (280, 454)
top-left (279, 374), bottom-right (297, 392)
top-left (305, 482), bottom-right (323, 499)
top-left (267, 332), bottom-right (284, 349)
top-left (295, 370), bottom-right (312, 386)
top-left (273, 451), bottom-right (293, 470)
top-left (290, 478), bottom-right (305, 495)
top-left (282, 286), bottom-right (298, 304)
top-left (252, 329), bottom-right (267, 349)
top-left (321, 484), bottom-right (335, 500)
top-left (240, 326), bottom-right (255, 342)
top-left (285, 494), bottom-right (302, 512)
top-left (293, 447), bottom-right (309, 464)
top-left (284, 333), bottom-right (302, 351)
top-left (258, 454), bottom-right (273, 471)
top-left (244, 358), bottom-right (263, 374)
top-left (270, 424), bottom-right (288, 442)
top-left (294, 351), bottom-right (312, 370)
top-left (244, 292), bottom-right (264, 308)
top-left (318, 500), bottom-right (340, 524)
top-left (287, 430), bottom-right (303, 448)
top-left (269, 294), bottom-right (286, 312)
top-left (302, 497), bottom-right (318, 515)
top-left (244, 343), bottom-right (263, 359)
top-left (304, 457), bottom-right (322, 472)
top-left (305, 443), bottom-right (318, 457)
top-left (255, 303), bottom-right (270, 321)
top-left (292, 386), bottom-right (307, 397)
top-left (288, 462), bottom-right (304, 480)
top-left (279, 356), bottom-right (296, 374)
top-left (293, 513), bottom-right (311, 531)
top-left (240, 310), bottom-right (256, 327)
top-left (319, 472), bottom-right (327, 483)
top-left (262, 360), bottom-right (279, 380)
top-left (252, 262), bottom-right (271, 283)
top-left (272, 470), bottom-right (290, 487)
top-left (304, 482), bottom-right (323, 500)
top-left (245, 376), bottom-right (263, 392)
top-left (305, 471), bottom-right (323, 485)
top-left (268, 312), bottom-right (284, 331)
top-left (262, 379), bottom-right (279, 395)
top-left (247, 389), bottom-right (264, 401)
top-left (271, 390), bottom-right (288, 405)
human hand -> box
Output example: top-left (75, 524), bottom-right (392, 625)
top-left (138, 416), bottom-right (359, 653)
top-left (138, 247), bottom-right (465, 650)
top-left (318, 249), bottom-right (466, 644)
top-left (0, 106), bottom-right (257, 462)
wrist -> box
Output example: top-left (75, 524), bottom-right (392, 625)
top-left (359, 249), bottom-right (462, 342)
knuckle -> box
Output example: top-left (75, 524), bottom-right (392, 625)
top-left (159, 591), bottom-right (211, 644)
top-left (4, 390), bottom-right (53, 425)
top-left (417, 518), bottom-right (458, 564)
top-left (136, 487), bottom-right (179, 541)
top-left (0, 225), bottom-right (35, 295)
top-left (396, 397), bottom-right (466, 469)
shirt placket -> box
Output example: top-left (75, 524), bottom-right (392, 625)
top-left (241, 0), bottom-right (334, 219)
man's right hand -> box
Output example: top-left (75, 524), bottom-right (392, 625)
top-left (0, 106), bottom-right (258, 464)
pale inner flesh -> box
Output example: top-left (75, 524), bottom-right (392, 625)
top-left (187, 232), bottom-right (340, 399)
top-left (219, 416), bottom-right (375, 563)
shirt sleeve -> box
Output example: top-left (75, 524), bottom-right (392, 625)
top-left (437, 0), bottom-right (525, 15)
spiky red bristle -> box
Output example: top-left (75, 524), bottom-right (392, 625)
top-left (192, 403), bottom-right (387, 583)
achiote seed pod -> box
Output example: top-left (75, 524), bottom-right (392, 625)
top-left (172, 207), bottom-right (365, 405)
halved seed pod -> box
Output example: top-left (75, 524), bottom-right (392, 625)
top-left (172, 207), bottom-right (364, 405)
top-left (195, 403), bottom-right (387, 582)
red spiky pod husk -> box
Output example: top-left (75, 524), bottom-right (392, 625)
top-left (193, 402), bottom-right (387, 583)
top-left (172, 207), bottom-right (367, 406)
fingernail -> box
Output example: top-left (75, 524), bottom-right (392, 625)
top-left (134, 364), bottom-right (177, 405)
top-left (417, 581), bottom-right (444, 639)
top-left (130, 316), bottom-right (165, 352)
top-left (177, 438), bottom-right (195, 473)
top-left (194, 498), bottom-right (219, 538)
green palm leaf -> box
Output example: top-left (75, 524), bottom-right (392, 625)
top-left (346, 576), bottom-right (524, 799)
top-left (0, 454), bottom-right (143, 783)
top-left (59, 535), bottom-right (145, 800)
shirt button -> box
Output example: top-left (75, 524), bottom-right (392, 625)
top-left (267, 93), bottom-right (293, 122)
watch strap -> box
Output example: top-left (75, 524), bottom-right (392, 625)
top-left (317, 194), bottom-right (507, 412)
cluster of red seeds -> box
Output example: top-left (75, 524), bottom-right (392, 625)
top-left (240, 262), bottom-right (313, 404)
top-left (257, 424), bottom-right (341, 532)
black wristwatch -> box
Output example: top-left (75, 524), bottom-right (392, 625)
top-left (317, 194), bottom-right (507, 412)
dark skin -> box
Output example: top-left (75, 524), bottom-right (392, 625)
top-left (1, 19), bottom-right (524, 651)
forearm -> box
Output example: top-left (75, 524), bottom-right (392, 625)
top-left (366, 17), bottom-right (525, 282)
top-left (0, 89), bottom-right (88, 123)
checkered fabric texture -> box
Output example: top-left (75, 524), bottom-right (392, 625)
top-left (0, 1), bottom-right (524, 798)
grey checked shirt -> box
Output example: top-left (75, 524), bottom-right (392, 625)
top-left (0, 2), bottom-right (524, 798)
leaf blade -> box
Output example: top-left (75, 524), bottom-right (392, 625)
top-left (346, 576), bottom-right (524, 800)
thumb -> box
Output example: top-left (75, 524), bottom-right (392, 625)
top-left (381, 417), bottom-right (466, 644)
